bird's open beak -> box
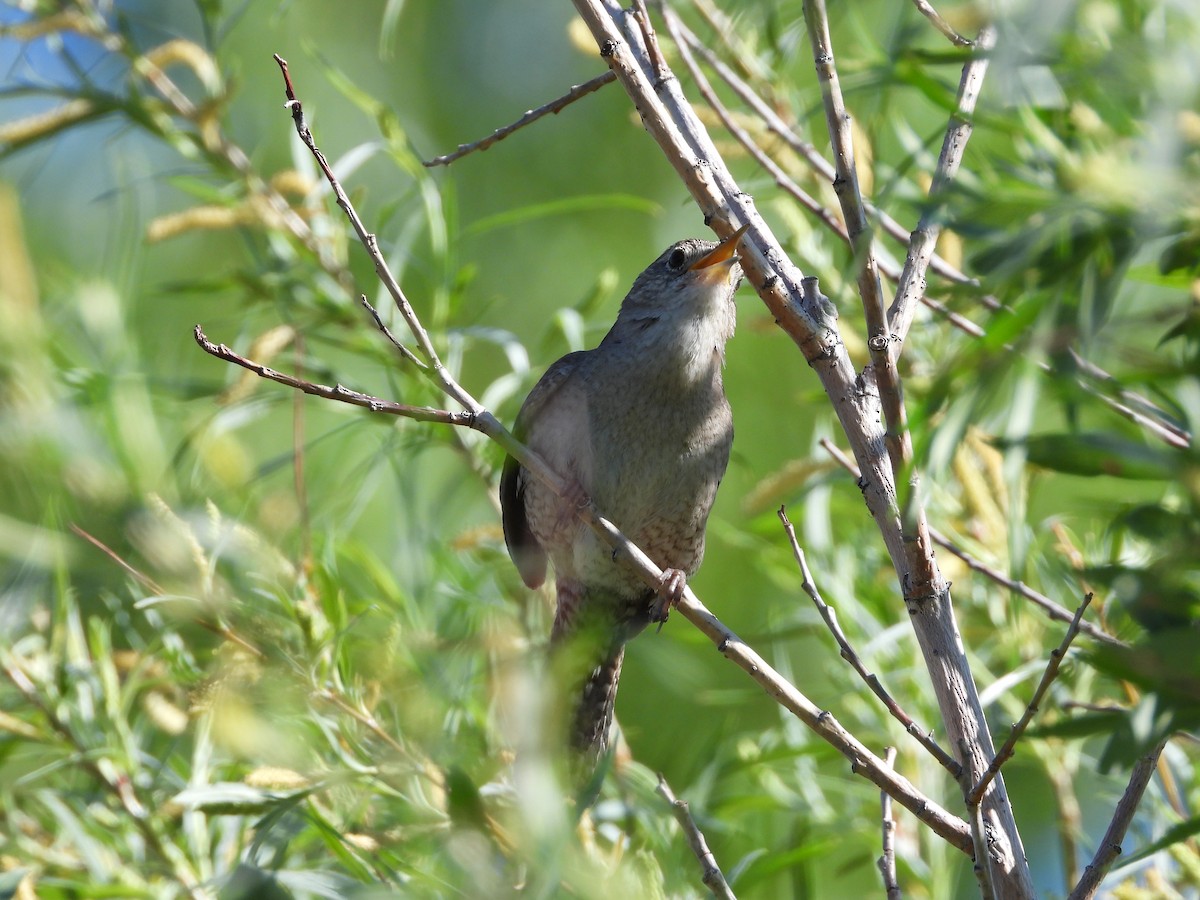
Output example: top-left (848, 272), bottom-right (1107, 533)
top-left (690, 223), bottom-right (750, 271)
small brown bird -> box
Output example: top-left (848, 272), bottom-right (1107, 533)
top-left (500, 225), bottom-right (746, 769)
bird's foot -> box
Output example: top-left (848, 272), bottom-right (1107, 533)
top-left (650, 568), bottom-right (687, 632)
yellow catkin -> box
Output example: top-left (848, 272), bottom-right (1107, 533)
top-left (0, 99), bottom-right (94, 148)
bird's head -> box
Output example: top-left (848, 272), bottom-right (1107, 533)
top-left (616, 224), bottom-right (748, 327)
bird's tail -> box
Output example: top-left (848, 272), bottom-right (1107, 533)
top-left (571, 641), bottom-right (626, 768)
top-left (551, 587), bottom-right (652, 776)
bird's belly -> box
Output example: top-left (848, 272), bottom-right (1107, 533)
top-left (571, 409), bottom-right (730, 593)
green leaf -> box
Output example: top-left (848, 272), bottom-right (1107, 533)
top-left (1001, 432), bottom-right (1177, 480)
top-left (462, 194), bottom-right (661, 238)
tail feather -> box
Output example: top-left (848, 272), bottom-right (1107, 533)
top-left (571, 644), bottom-right (625, 767)
top-left (552, 584), bottom-right (653, 772)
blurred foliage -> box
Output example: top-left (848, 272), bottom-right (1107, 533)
top-left (1, 0), bottom-right (1199, 897)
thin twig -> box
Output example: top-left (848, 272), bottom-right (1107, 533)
top-left (1067, 736), bottom-right (1170, 900)
top-left (889, 26), bottom-right (995, 345)
top-left (313, 688), bottom-right (415, 762)
top-left (819, 437), bottom-right (1123, 647)
top-left (969, 594), bottom-right (1092, 806)
top-left (777, 508), bottom-right (961, 777)
top-left (908, 0), bottom-right (973, 47)
top-left (69, 522), bottom-right (167, 596)
top-left (193, 326), bottom-right (477, 427)
top-left (359, 295), bottom-right (427, 368)
top-left (967, 779), bottom-right (996, 900)
top-left (801, 0), bottom-right (892, 411)
top-left (656, 774), bottom-right (736, 899)
top-left (631, 0), bottom-right (668, 82)
top-left (423, 71), bottom-right (616, 167)
top-left (1067, 349), bottom-right (1190, 448)
top-left (274, 55), bottom-right (457, 394)
top-left (933, 523), bottom-right (1120, 646)
top-left (878, 747), bottom-right (902, 900)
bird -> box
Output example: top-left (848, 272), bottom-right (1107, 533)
top-left (499, 224), bottom-right (747, 772)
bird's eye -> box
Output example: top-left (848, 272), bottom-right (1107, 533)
top-left (667, 248), bottom-right (688, 271)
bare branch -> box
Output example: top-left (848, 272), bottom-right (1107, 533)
top-left (908, 0), bottom-right (974, 47)
top-left (777, 507), bottom-right (961, 777)
top-left (193, 325), bottom-right (476, 427)
top-left (1068, 736), bottom-right (1170, 900)
top-left (969, 594), bottom-right (1093, 806)
top-left (632, 0), bottom-right (669, 81)
top-left (656, 774), bottom-right (736, 900)
top-left (878, 747), bottom-right (902, 900)
top-left (359, 295), bottom-right (427, 369)
top-left (1068, 350), bottom-right (1191, 448)
top-left (801, 0), bottom-right (892, 404)
top-left (423, 71), bottom-right (616, 167)
top-left (889, 26), bottom-right (996, 345)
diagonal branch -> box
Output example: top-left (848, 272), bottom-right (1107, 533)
top-left (656, 774), bottom-right (736, 900)
top-left (889, 26), bottom-right (996, 345)
top-left (969, 594), bottom-right (1092, 805)
top-left (908, 0), bottom-right (973, 47)
top-left (423, 71), bottom-right (616, 167)
top-left (1068, 736), bottom-right (1169, 900)
top-left (778, 507), bottom-right (961, 777)
top-left (193, 325), bottom-right (475, 427)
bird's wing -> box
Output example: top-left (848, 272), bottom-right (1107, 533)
top-left (500, 351), bottom-right (588, 589)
